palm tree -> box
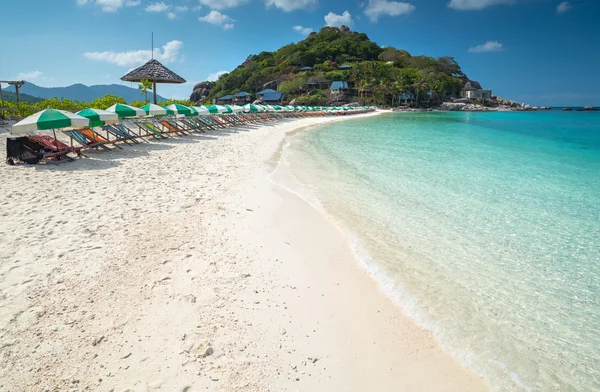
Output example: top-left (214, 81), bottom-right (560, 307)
top-left (138, 79), bottom-right (153, 102)
top-left (412, 77), bottom-right (428, 107)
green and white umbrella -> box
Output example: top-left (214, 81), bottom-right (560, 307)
top-left (226, 105), bottom-right (243, 113)
top-left (11, 109), bottom-right (90, 136)
top-left (106, 103), bottom-right (145, 118)
top-left (188, 106), bottom-right (199, 116)
top-left (203, 105), bottom-right (219, 114)
top-left (165, 103), bottom-right (192, 116)
top-left (193, 106), bottom-right (212, 115)
top-left (140, 103), bottom-right (168, 116)
top-left (214, 105), bottom-right (230, 114)
top-left (242, 104), bottom-right (259, 113)
top-left (76, 108), bottom-right (118, 127)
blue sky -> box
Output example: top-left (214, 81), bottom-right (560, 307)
top-left (1, 0), bottom-right (599, 106)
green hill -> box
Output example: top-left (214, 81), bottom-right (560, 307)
top-left (1, 90), bottom-right (43, 103)
top-left (202, 26), bottom-right (469, 107)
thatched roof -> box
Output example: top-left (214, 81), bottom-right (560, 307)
top-left (121, 59), bottom-right (186, 84)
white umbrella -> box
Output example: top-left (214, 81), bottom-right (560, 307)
top-left (11, 109), bottom-right (90, 136)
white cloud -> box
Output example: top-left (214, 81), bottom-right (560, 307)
top-left (556, 1), bottom-right (571, 13)
top-left (77, 0), bottom-right (140, 11)
top-left (96, 0), bottom-right (125, 12)
top-left (206, 70), bottom-right (228, 81)
top-left (448, 0), bottom-right (515, 11)
top-left (265, 0), bottom-right (317, 12)
top-left (106, 74), bottom-right (112, 79)
top-left (198, 0), bottom-right (248, 10)
top-left (364, 0), bottom-right (415, 22)
top-left (17, 71), bottom-right (43, 81)
top-left (324, 10), bottom-right (353, 27)
top-left (468, 40), bottom-right (504, 53)
top-left (174, 5), bottom-right (189, 11)
top-left (145, 1), bottom-right (170, 12)
top-left (293, 25), bottom-right (313, 35)
top-left (84, 40), bottom-right (184, 67)
top-left (167, 11), bottom-right (177, 19)
top-left (199, 10), bottom-right (235, 29)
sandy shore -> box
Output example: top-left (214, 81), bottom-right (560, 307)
top-left (0, 113), bottom-right (489, 391)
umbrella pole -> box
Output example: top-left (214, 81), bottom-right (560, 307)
top-left (53, 129), bottom-right (59, 153)
top-left (153, 82), bottom-right (157, 104)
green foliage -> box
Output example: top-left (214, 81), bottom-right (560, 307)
top-left (137, 79), bottom-right (153, 102)
top-left (0, 94), bottom-right (192, 119)
top-left (203, 26), bottom-right (469, 107)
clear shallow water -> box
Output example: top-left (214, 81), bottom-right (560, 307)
top-left (273, 111), bottom-right (600, 391)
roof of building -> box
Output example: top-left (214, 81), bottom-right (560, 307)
top-left (121, 59), bottom-right (186, 84)
top-left (217, 95), bottom-right (233, 100)
top-left (256, 88), bottom-right (276, 95)
top-left (338, 64), bottom-right (351, 70)
top-left (298, 66), bottom-right (313, 71)
top-left (233, 91), bottom-right (252, 97)
top-left (261, 92), bottom-right (285, 102)
top-left (399, 92), bottom-right (415, 99)
top-left (330, 81), bottom-right (349, 90)
top-left (464, 80), bottom-right (483, 90)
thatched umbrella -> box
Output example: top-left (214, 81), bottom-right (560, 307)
top-left (120, 59), bottom-right (186, 104)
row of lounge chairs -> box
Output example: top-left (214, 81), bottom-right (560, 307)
top-left (6, 109), bottom-right (373, 164)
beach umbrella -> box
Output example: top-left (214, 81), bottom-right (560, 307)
top-left (165, 103), bottom-right (192, 116)
top-left (214, 105), bottom-right (231, 114)
top-left (242, 104), bottom-right (259, 113)
top-left (11, 109), bottom-right (90, 152)
top-left (203, 105), bottom-right (220, 114)
top-left (106, 103), bottom-right (145, 118)
top-left (11, 109), bottom-right (90, 136)
top-left (76, 108), bottom-right (118, 127)
top-left (120, 59), bottom-right (186, 104)
top-left (139, 103), bottom-right (167, 116)
top-left (226, 105), bottom-right (243, 113)
top-left (188, 106), bottom-right (199, 116)
top-left (194, 106), bottom-right (212, 115)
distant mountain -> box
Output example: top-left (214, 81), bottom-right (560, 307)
top-left (5, 82), bottom-right (166, 103)
top-left (0, 90), bottom-right (43, 103)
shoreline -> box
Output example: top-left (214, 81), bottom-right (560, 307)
top-left (0, 113), bottom-right (488, 391)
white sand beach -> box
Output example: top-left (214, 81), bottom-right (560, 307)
top-left (0, 114), bottom-right (489, 391)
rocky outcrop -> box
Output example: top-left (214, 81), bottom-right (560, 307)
top-left (189, 81), bottom-right (215, 103)
top-left (580, 106), bottom-right (599, 111)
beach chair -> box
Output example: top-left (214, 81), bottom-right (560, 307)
top-left (82, 128), bottom-right (124, 149)
top-left (63, 129), bottom-right (112, 150)
top-left (27, 135), bottom-right (83, 161)
top-left (102, 124), bottom-right (140, 144)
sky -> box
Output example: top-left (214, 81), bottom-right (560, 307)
top-left (1, 0), bottom-right (599, 106)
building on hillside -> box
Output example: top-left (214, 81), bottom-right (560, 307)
top-left (256, 89), bottom-right (276, 99)
top-left (398, 92), bottom-right (415, 105)
top-left (460, 81), bottom-right (492, 100)
top-left (338, 64), bottom-right (351, 70)
top-left (261, 91), bottom-right (285, 104)
top-left (216, 94), bottom-right (233, 104)
top-left (232, 91), bottom-right (252, 104)
top-left (297, 66), bottom-right (313, 72)
top-left (330, 81), bottom-right (350, 91)
top-left (304, 80), bottom-right (330, 90)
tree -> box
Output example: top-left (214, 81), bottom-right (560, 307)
top-left (138, 79), bottom-right (153, 102)
top-left (412, 76), bottom-right (429, 107)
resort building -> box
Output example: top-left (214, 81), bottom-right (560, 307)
top-left (303, 80), bottom-right (330, 90)
top-left (460, 81), bottom-right (492, 100)
top-left (398, 92), bottom-right (415, 105)
top-left (260, 91), bottom-right (285, 104)
top-left (338, 64), bottom-right (351, 70)
top-left (232, 91), bottom-right (252, 104)
top-left (330, 81), bottom-right (350, 91)
top-left (255, 89), bottom-right (276, 99)
top-left (216, 94), bottom-right (233, 104)
top-left (297, 66), bottom-right (313, 72)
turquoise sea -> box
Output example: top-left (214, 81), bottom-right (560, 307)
top-left (272, 111), bottom-right (600, 391)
